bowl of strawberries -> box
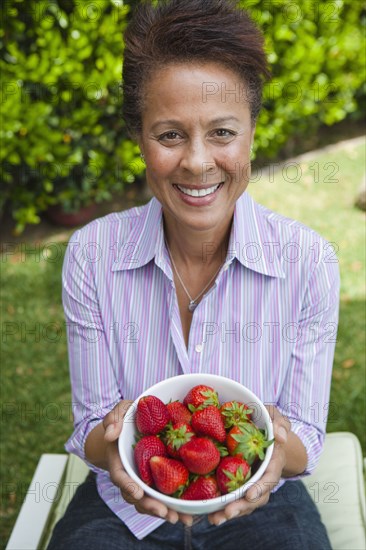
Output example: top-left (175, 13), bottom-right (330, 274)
top-left (119, 373), bottom-right (274, 514)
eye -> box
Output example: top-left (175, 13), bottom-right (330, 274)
top-left (214, 128), bottom-right (236, 138)
top-left (158, 131), bottom-right (182, 142)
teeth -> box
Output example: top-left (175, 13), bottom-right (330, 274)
top-left (176, 183), bottom-right (220, 197)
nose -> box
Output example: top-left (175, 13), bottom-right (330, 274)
top-left (179, 138), bottom-right (215, 178)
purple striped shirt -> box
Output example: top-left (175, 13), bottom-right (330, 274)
top-left (62, 191), bottom-right (340, 539)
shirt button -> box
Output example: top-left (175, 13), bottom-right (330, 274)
top-left (195, 344), bottom-right (203, 353)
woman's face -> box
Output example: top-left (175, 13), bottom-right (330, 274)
top-left (138, 62), bottom-right (255, 234)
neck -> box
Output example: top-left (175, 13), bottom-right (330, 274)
top-left (163, 213), bottom-right (233, 269)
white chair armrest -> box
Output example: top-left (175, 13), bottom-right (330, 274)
top-left (303, 432), bottom-right (366, 550)
top-left (6, 454), bottom-right (68, 550)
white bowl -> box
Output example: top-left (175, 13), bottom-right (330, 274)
top-left (119, 373), bottom-right (274, 514)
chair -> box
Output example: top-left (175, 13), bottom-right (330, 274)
top-left (5, 432), bottom-right (366, 550)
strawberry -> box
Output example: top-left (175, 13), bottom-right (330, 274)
top-left (150, 456), bottom-right (189, 495)
top-left (136, 395), bottom-right (170, 435)
top-left (183, 385), bottom-right (219, 412)
top-left (164, 422), bottom-right (195, 457)
top-left (166, 401), bottom-right (192, 425)
top-left (179, 437), bottom-right (220, 475)
top-left (181, 476), bottom-right (220, 500)
top-left (191, 405), bottom-right (226, 442)
top-left (220, 401), bottom-right (252, 428)
top-left (226, 425), bottom-right (245, 456)
top-left (216, 456), bottom-right (251, 494)
top-left (226, 423), bottom-right (273, 465)
top-left (134, 435), bottom-right (167, 486)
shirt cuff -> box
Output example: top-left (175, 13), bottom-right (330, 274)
top-left (65, 412), bottom-right (112, 474)
top-left (275, 405), bottom-right (325, 479)
top-left (288, 419), bottom-right (325, 477)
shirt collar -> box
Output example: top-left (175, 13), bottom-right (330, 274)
top-left (228, 192), bottom-right (286, 278)
top-left (112, 193), bottom-right (285, 278)
top-left (111, 197), bottom-right (167, 272)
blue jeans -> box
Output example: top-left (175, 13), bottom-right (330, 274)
top-left (47, 473), bottom-right (331, 550)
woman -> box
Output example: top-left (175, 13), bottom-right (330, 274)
top-left (48, 1), bottom-right (339, 548)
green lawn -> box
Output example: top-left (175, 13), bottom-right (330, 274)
top-left (249, 139), bottom-right (366, 445)
top-left (1, 139), bottom-right (365, 546)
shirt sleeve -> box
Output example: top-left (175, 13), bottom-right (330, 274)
top-left (62, 229), bottom-right (122, 471)
top-left (277, 240), bottom-right (340, 478)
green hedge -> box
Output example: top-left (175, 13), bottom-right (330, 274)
top-left (250, 0), bottom-right (365, 155)
top-left (0, 0), bottom-right (364, 233)
top-left (1, 0), bottom-right (145, 233)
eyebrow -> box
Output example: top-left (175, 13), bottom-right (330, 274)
top-left (209, 116), bottom-right (240, 125)
top-left (151, 116), bottom-right (240, 131)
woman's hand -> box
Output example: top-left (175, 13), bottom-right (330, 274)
top-left (103, 401), bottom-right (194, 526)
top-left (207, 405), bottom-right (291, 526)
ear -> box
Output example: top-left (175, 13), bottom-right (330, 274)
top-left (250, 124), bottom-right (256, 147)
top-left (134, 133), bottom-right (144, 156)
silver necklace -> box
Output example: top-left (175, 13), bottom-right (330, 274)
top-left (165, 240), bottom-right (224, 312)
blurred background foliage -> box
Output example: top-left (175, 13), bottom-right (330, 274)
top-left (0, 0), bottom-right (365, 233)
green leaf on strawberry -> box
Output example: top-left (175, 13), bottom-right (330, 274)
top-left (163, 421), bottom-right (195, 457)
top-left (213, 440), bottom-right (229, 457)
top-left (222, 465), bottom-right (251, 493)
top-left (216, 456), bottom-right (251, 494)
top-left (229, 423), bottom-right (274, 465)
top-left (183, 385), bottom-right (220, 412)
top-left (219, 401), bottom-right (253, 428)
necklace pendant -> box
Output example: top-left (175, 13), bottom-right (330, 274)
top-left (188, 300), bottom-right (197, 313)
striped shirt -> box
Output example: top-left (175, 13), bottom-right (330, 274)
top-left (62, 191), bottom-right (340, 540)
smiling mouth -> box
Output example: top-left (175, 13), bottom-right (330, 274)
top-left (173, 183), bottom-right (224, 197)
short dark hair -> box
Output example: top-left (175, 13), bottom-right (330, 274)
top-left (122, 0), bottom-right (271, 137)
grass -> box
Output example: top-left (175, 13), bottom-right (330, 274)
top-left (1, 138), bottom-right (365, 546)
top-left (249, 139), bottom-right (366, 445)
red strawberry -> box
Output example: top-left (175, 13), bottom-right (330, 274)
top-left (150, 456), bottom-right (189, 495)
top-left (179, 437), bottom-right (220, 475)
top-left (220, 401), bottom-right (252, 428)
top-left (164, 422), bottom-right (195, 457)
top-left (216, 456), bottom-right (251, 494)
top-left (134, 435), bottom-right (167, 486)
top-left (136, 395), bottom-right (170, 435)
top-left (181, 476), bottom-right (220, 500)
top-left (166, 401), bottom-right (192, 425)
top-left (191, 406), bottom-right (226, 442)
top-left (183, 385), bottom-right (219, 412)
top-left (226, 423), bottom-right (273, 465)
top-left (226, 425), bottom-right (244, 456)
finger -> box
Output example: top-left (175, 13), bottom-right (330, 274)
top-left (274, 419), bottom-right (291, 444)
top-left (209, 483), bottom-right (270, 525)
top-left (165, 510), bottom-right (179, 524)
top-left (112, 466), bottom-right (144, 503)
top-left (134, 496), bottom-right (169, 519)
top-left (207, 509), bottom-right (229, 526)
top-left (245, 452), bottom-right (284, 503)
top-left (104, 422), bottom-right (120, 441)
top-left (103, 401), bottom-right (134, 437)
top-left (107, 444), bottom-right (144, 502)
top-left (120, 475), bottom-right (145, 504)
top-left (177, 513), bottom-right (194, 526)
top-left (275, 425), bottom-right (288, 444)
top-left (209, 445), bottom-right (285, 525)
top-left (272, 416), bottom-right (291, 445)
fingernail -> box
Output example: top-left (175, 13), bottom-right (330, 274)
top-left (105, 424), bottom-right (115, 435)
top-left (217, 518), bottom-right (227, 526)
top-left (278, 426), bottom-right (287, 442)
top-left (168, 517), bottom-right (178, 524)
top-left (155, 509), bottom-right (167, 519)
